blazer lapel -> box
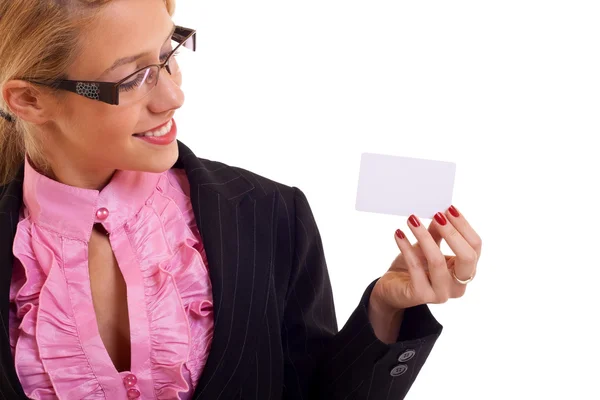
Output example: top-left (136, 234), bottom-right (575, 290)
top-left (0, 165), bottom-right (28, 398)
top-left (176, 141), bottom-right (278, 400)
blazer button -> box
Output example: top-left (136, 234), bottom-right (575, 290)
top-left (398, 349), bottom-right (416, 362)
top-left (390, 364), bottom-right (408, 377)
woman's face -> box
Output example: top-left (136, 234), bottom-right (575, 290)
top-left (23, 0), bottom-right (184, 187)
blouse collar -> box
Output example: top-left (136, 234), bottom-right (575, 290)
top-left (22, 155), bottom-right (162, 241)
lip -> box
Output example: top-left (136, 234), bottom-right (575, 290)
top-left (135, 119), bottom-right (173, 135)
top-left (134, 118), bottom-right (177, 146)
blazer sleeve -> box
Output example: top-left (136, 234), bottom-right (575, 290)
top-left (281, 187), bottom-right (443, 400)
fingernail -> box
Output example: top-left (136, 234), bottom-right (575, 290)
top-left (408, 215), bottom-right (420, 228)
top-left (395, 229), bottom-right (405, 239)
top-left (448, 205), bottom-right (460, 218)
top-left (434, 212), bottom-right (447, 226)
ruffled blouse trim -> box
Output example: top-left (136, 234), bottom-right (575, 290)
top-left (10, 169), bottom-right (214, 400)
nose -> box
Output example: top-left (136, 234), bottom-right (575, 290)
top-left (147, 68), bottom-right (185, 114)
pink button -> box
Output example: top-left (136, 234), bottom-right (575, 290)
top-left (96, 208), bottom-right (109, 221)
top-left (123, 374), bottom-right (137, 388)
top-left (127, 388), bottom-right (140, 399)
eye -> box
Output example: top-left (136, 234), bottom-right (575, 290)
top-left (160, 49), bottom-right (181, 63)
top-left (159, 50), bottom-right (172, 62)
top-left (119, 73), bottom-right (144, 92)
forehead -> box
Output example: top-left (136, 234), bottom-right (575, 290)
top-left (68, 0), bottom-right (173, 80)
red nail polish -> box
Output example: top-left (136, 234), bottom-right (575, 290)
top-left (408, 215), bottom-right (420, 228)
top-left (434, 212), bottom-right (447, 226)
top-left (449, 205), bottom-right (460, 218)
top-left (395, 229), bottom-right (405, 239)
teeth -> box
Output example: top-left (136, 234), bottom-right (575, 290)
top-left (140, 120), bottom-right (173, 137)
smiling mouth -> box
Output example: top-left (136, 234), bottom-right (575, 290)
top-left (132, 119), bottom-right (174, 137)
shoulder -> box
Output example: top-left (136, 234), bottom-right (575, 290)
top-left (175, 140), bottom-right (306, 205)
top-left (187, 156), bottom-right (302, 203)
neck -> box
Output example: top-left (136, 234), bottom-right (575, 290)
top-left (28, 153), bottom-right (116, 191)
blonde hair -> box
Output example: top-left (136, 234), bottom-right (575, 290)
top-left (0, 0), bottom-right (176, 185)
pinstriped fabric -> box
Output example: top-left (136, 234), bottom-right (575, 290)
top-left (0, 141), bottom-right (443, 400)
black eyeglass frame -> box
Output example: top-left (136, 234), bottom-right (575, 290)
top-left (22, 25), bottom-right (196, 106)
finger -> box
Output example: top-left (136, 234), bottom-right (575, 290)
top-left (394, 229), bottom-right (435, 302)
top-left (445, 205), bottom-right (482, 258)
top-left (443, 256), bottom-right (467, 298)
top-left (428, 221), bottom-right (443, 247)
top-left (432, 210), bottom-right (478, 284)
top-left (407, 215), bottom-right (451, 303)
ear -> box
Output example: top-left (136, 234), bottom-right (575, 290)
top-left (2, 80), bottom-right (56, 125)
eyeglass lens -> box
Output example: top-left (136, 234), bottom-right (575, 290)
top-left (117, 32), bottom-right (194, 105)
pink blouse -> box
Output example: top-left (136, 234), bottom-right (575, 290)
top-left (8, 157), bottom-right (214, 400)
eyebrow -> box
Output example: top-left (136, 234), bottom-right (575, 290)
top-left (100, 24), bottom-right (176, 77)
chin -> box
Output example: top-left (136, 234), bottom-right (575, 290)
top-left (135, 142), bottom-right (179, 173)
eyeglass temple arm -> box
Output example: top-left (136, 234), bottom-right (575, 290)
top-left (173, 26), bottom-right (196, 51)
top-left (31, 80), bottom-right (119, 105)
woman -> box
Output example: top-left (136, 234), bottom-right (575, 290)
top-left (0, 0), bottom-right (482, 399)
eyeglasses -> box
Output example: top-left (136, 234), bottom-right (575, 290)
top-left (23, 25), bottom-right (196, 106)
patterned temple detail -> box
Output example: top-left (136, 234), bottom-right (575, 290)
top-left (76, 82), bottom-right (100, 100)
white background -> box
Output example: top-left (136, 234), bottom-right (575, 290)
top-left (171, 1), bottom-right (599, 399)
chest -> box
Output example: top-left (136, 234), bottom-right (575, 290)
top-left (87, 224), bottom-right (131, 372)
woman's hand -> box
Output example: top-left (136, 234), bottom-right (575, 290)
top-left (368, 205), bottom-right (482, 342)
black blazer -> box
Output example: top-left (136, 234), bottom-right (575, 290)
top-left (0, 141), bottom-right (442, 399)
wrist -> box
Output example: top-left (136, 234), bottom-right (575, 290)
top-left (368, 291), bottom-right (405, 344)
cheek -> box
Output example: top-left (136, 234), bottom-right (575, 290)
top-left (60, 106), bottom-right (139, 152)
top-left (102, 110), bottom-right (139, 137)
top-left (83, 106), bottom-right (138, 135)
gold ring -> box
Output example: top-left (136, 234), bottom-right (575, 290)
top-left (451, 267), bottom-right (476, 285)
